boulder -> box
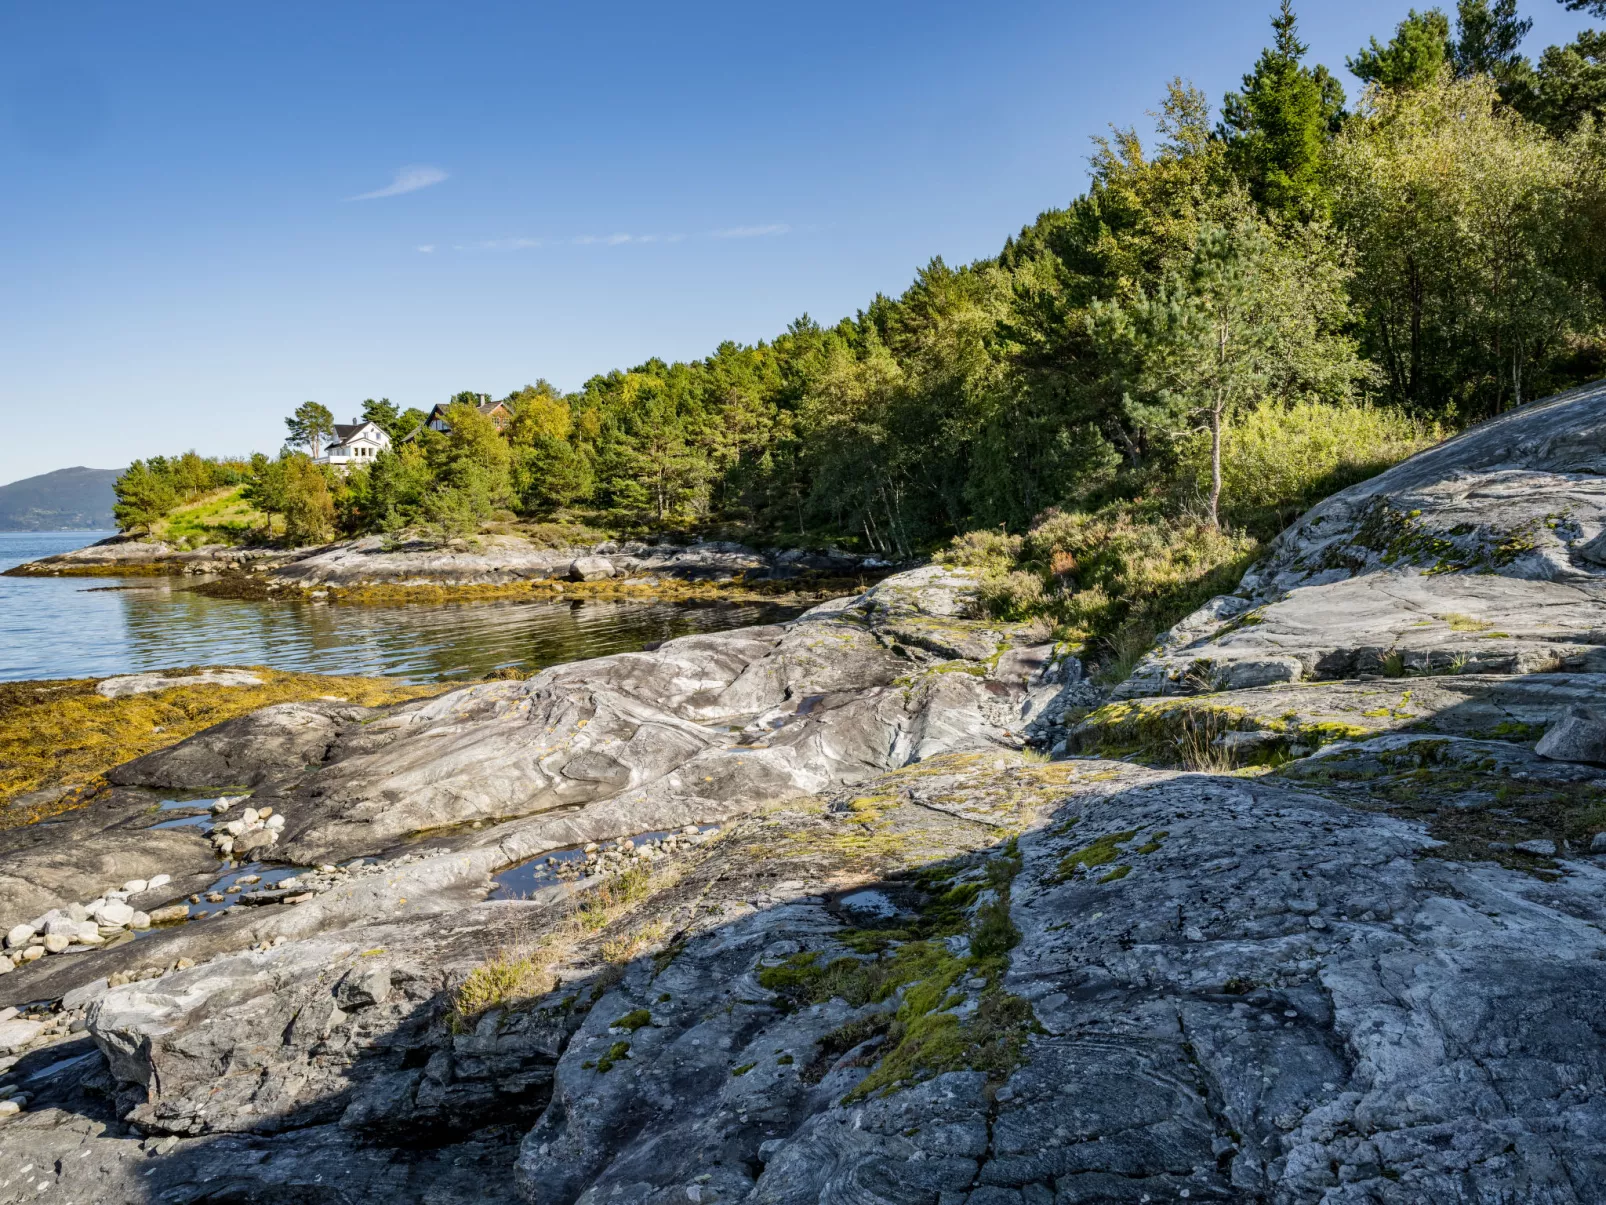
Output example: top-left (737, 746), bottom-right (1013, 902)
top-left (1535, 707), bottom-right (1606, 765)
top-left (567, 556), bottom-right (615, 582)
top-left (106, 699), bottom-right (366, 790)
top-left (0, 1020), bottom-right (41, 1054)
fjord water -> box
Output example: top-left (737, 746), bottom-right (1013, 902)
top-left (0, 532), bottom-right (803, 683)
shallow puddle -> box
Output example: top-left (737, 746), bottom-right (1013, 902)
top-left (146, 795), bottom-right (250, 833)
top-left (134, 861), bottom-right (307, 933)
top-left (150, 813), bottom-right (215, 831)
top-left (489, 825), bottom-right (717, 900)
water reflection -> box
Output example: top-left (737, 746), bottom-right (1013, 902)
top-left (0, 532), bottom-right (805, 683)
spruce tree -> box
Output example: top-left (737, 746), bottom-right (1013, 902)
top-left (1454, 0), bottom-right (1531, 78)
top-left (1348, 9), bottom-right (1451, 89)
top-left (1221, 3), bottom-right (1341, 219)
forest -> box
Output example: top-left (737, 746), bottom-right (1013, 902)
top-left (114, 0), bottom-right (1606, 666)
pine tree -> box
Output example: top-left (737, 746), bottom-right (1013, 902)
top-left (1348, 9), bottom-right (1451, 89)
top-left (285, 401), bottom-right (335, 459)
top-left (1221, 3), bottom-right (1342, 219)
top-left (1453, 0), bottom-right (1531, 78)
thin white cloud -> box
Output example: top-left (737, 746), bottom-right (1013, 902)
top-left (448, 226), bottom-right (770, 252)
top-left (572, 232), bottom-right (642, 246)
top-left (460, 237), bottom-right (548, 251)
top-left (416, 244), bottom-right (436, 253)
top-left (346, 165), bottom-right (448, 201)
top-left (711, 223), bottom-right (791, 239)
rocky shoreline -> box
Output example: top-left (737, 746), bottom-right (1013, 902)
top-left (4, 386), bottom-right (1606, 1202)
top-left (4, 532), bottom-right (899, 606)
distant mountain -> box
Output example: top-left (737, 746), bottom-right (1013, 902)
top-left (0, 466), bottom-right (119, 531)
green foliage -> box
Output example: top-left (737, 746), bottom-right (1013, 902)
top-left (242, 452), bottom-right (336, 545)
top-left (1090, 215), bottom-right (1369, 526)
top-left (111, 461), bottom-right (179, 534)
top-left (337, 443), bottom-right (434, 534)
top-left (1221, 2), bottom-right (1345, 217)
top-left (1175, 400), bottom-right (1437, 535)
top-left (422, 402), bottom-right (514, 538)
top-left (1332, 73), bottom-right (1606, 417)
top-left (1350, 9), bottom-right (1452, 89)
top-left (1453, 1), bottom-right (1532, 89)
top-left (285, 401), bottom-right (335, 457)
top-left (956, 500), bottom-right (1260, 660)
top-left (1523, 30), bottom-right (1606, 135)
top-left (112, 452), bottom-right (249, 534)
top-left (114, 9), bottom-right (1606, 570)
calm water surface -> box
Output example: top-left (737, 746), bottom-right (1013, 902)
top-left (0, 532), bottom-right (804, 683)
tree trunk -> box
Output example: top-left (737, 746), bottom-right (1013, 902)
top-left (1407, 256), bottom-right (1423, 405)
top-left (1208, 400), bottom-right (1223, 530)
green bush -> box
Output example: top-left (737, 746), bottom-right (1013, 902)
top-left (1178, 401), bottom-right (1437, 535)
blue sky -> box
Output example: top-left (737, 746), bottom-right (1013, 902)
top-left (1, 0), bottom-right (1597, 487)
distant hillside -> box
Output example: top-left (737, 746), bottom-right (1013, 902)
top-left (0, 467), bottom-right (118, 531)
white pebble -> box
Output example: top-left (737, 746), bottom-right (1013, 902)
top-left (120, 879), bottom-right (148, 894)
top-left (147, 874), bottom-right (171, 889)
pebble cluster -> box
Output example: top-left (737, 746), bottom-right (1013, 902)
top-left (1, 875), bottom-right (173, 974)
top-left (552, 824), bottom-right (718, 881)
top-left (207, 799), bottom-right (285, 859)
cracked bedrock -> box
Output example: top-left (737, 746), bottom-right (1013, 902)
top-left (8, 382), bottom-right (1606, 1202)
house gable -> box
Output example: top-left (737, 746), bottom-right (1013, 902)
top-left (422, 400), bottom-right (513, 435)
top-left (317, 420), bottom-right (393, 466)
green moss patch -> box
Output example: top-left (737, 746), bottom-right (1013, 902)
top-left (763, 846), bottom-right (1036, 1101)
top-left (1051, 829), bottom-right (1139, 882)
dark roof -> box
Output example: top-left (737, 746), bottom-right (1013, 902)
top-left (427, 400), bottom-right (510, 419)
top-left (328, 421), bottom-right (387, 447)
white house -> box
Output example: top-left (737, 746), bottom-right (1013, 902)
top-left (315, 420), bottom-right (392, 470)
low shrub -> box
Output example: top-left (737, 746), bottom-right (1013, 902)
top-left (947, 401), bottom-right (1441, 678)
top-left (1178, 401), bottom-right (1438, 537)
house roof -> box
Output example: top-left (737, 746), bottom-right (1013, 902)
top-left (426, 400), bottom-right (511, 420)
top-left (326, 421), bottom-right (390, 449)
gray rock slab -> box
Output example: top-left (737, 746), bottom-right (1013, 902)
top-left (95, 668), bottom-right (263, 699)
